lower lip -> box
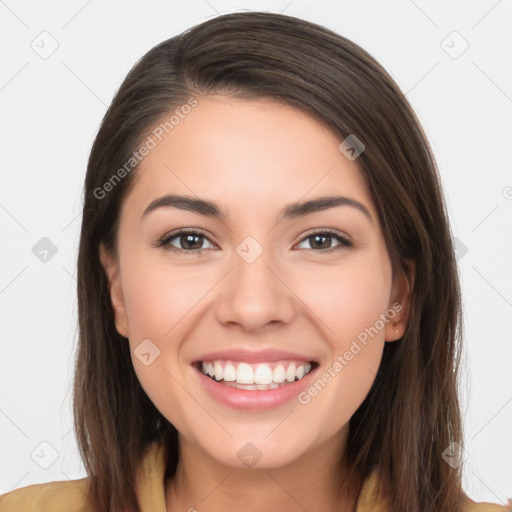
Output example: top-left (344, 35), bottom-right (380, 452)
top-left (194, 365), bottom-right (317, 410)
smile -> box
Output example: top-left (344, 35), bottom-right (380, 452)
top-left (198, 359), bottom-right (317, 391)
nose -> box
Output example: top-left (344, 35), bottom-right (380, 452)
top-left (214, 246), bottom-right (296, 332)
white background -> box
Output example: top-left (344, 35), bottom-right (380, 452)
top-left (0, 0), bottom-right (511, 505)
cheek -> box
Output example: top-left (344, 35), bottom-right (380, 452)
top-left (121, 251), bottom-right (209, 340)
top-left (293, 255), bottom-right (392, 344)
top-left (118, 252), bottom-right (200, 426)
top-left (292, 254), bottom-right (392, 431)
top-left (119, 251), bottom-right (218, 401)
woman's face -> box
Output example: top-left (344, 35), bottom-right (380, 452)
top-left (101, 95), bottom-right (410, 469)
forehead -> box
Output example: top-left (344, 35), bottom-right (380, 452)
top-left (121, 95), bottom-right (376, 221)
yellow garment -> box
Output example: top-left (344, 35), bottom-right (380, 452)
top-left (0, 441), bottom-right (509, 511)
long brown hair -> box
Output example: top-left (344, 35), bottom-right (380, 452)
top-left (74, 11), bottom-right (464, 512)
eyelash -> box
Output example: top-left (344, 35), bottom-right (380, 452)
top-left (154, 228), bottom-right (353, 255)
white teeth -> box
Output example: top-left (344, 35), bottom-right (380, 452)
top-left (214, 362), bottom-right (223, 381)
top-left (285, 363), bottom-right (296, 382)
top-left (254, 364), bottom-right (273, 385)
top-left (200, 359), bottom-right (314, 387)
top-left (273, 364), bottom-right (286, 383)
top-left (236, 362), bottom-right (254, 384)
top-left (223, 363), bottom-right (236, 382)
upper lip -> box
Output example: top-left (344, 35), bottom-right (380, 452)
top-left (193, 348), bottom-right (317, 365)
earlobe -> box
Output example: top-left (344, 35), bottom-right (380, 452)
top-left (99, 243), bottom-right (129, 338)
top-left (385, 260), bottom-right (415, 342)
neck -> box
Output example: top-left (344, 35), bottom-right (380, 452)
top-left (165, 427), bottom-right (362, 512)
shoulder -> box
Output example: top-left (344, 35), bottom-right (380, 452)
top-left (0, 477), bottom-right (91, 512)
top-left (358, 468), bottom-right (510, 512)
top-left (461, 493), bottom-right (511, 512)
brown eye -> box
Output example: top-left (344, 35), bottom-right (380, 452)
top-left (156, 230), bottom-right (216, 254)
top-left (295, 230), bottom-right (352, 253)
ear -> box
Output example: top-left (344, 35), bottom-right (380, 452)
top-left (385, 259), bottom-right (415, 342)
top-left (99, 243), bottom-right (129, 338)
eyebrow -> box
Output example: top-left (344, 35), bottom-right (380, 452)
top-left (141, 194), bottom-right (373, 223)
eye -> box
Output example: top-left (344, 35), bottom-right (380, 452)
top-left (294, 229), bottom-right (353, 253)
top-left (155, 229), bottom-right (217, 255)
top-left (154, 228), bottom-right (353, 255)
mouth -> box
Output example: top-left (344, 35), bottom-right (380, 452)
top-left (193, 359), bottom-right (319, 391)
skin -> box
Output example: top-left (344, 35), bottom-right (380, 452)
top-left (100, 95), bottom-right (413, 512)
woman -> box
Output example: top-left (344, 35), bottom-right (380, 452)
top-left (1, 11), bottom-right (509, 512)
